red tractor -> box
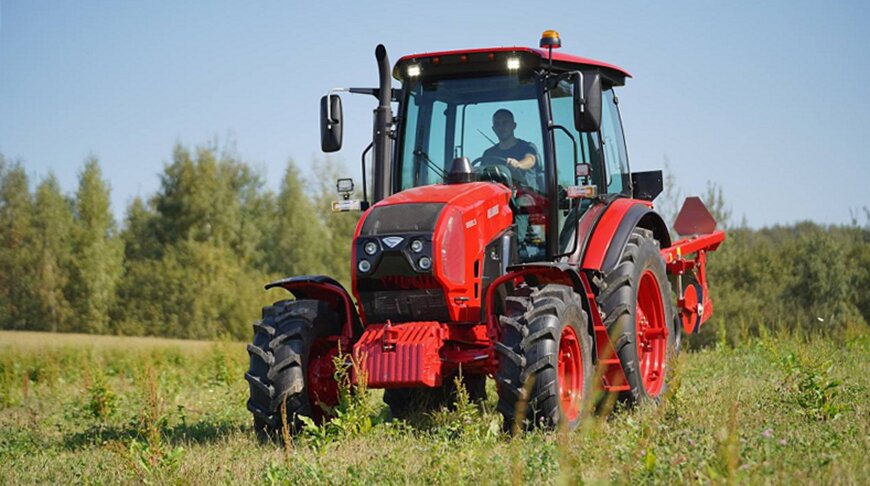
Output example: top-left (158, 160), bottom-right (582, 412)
top-left (245, 31), bottom-right (724, 436)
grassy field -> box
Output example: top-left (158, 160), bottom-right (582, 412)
top-left (1, 329), bottom-right (868, 485)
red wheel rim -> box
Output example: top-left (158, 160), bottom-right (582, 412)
top-left (557, 325), bottom-right (583, 421)
top-left (636, 270), bottom-right (668, 397)
top-left (307, 341), bottom-right (339, 422)
top-left (681, 283), bottom-right (699, 334)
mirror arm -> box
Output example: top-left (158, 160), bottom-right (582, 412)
top-left (347, 87), bottom-right (402, 102)
top-left (326, 86), bottom-right (397, 122)
top-left (325, 88), bottom-right (348, 124)
top-left (348, 87), bottom-right (376, 97)
top-left (360, 141), bottom-right (373, 210)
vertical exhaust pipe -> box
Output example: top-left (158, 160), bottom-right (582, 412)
top-left (372, 44), bottom-right (393, 203)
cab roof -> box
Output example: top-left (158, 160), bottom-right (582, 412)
top-left (395, 46), bottom-right (631, 86)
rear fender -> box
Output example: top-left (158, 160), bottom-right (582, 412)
top-left (581, 198), bottom-right (670, 272)
top-left (265, 275), bottom-right (362, 342)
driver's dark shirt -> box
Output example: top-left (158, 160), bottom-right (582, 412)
top-left (483, 139), bottom-right (539, 187)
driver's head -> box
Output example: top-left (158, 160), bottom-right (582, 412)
top-left (492, 109), bottom-right (517, 143)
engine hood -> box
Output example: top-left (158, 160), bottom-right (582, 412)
top-left (352, 182), bottom-right (514, 324)
top-left (375, 181), bottom-right (511, 207)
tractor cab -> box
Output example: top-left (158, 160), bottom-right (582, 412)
top-left (392, 46), bottom-right (632, 262)
top-left (323, 31), bottom-right (636, 264)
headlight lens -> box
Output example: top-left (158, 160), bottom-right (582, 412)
top-left (439, 208), bottom-right (465, 285)
top-left (417, 256), bottom-right (432, 271)
top-left (364, 241), bottom-right (378, 255)
top-left (410, 239), bottom-right (424, 253)
top-left (358, 260), bottom-right (372, 273)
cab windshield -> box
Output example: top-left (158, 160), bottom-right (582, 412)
top-left (398, 74), bottom-right (543, 191)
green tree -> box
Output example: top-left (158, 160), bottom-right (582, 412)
top-left (151, 144), bottom-right (270, 261)
top-left (702, 180), bottom-right (732, 230)
top-left (115, 239), bottom-right (271, 339)
top-left (655, 155), bottom-right (682, 229)
top-left (31, 174), bottom-right (75, 332)
top-left (0, 158), bottom-right (36, 329)
top-left (264, 159), bottom-right (329, 277)
top-left (68, 157), bottom-right (123, 334)
top-left (120, 196), bottom-right (160, 262)
top-left (115, 143), bottom-right (276, 338)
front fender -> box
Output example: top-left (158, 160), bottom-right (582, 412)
top-left (484, 263), bottom-right (587, 339)
top-left (265, 275), bottom-right (362, 341)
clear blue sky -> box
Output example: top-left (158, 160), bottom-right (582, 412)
top-left (1, 0), bottom-right (868, 227)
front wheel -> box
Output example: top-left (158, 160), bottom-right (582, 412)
top-left (495, 284), bottom-right (594, 432)
top-left (245, 300), bottom-right (341, 441)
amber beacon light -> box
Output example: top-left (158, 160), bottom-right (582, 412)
top-left (539, 30), bottom-right (562, 49)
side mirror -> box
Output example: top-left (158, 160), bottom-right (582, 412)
top-left (320, 94), bottom-right (343, 152)
top-left (573, 72), bottom-right (602, 133)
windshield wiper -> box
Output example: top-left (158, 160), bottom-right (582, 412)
top-left (413, 149), bottom-right (447, 181)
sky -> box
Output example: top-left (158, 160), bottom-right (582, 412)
top-left (1, 0), bottom-right (868, 228)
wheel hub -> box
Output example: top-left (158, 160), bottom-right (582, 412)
top-left (557, 325), bottom-right (583, 421)
top-left (636, 270), bottom-right (667, 397)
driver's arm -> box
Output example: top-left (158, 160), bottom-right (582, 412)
top-left (507, 153), bottom-right (536, 170)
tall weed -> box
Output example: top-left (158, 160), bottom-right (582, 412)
top-left (779, 352), bottom-right (846, 421)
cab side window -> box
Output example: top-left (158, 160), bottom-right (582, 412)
top-left (600, 89), bottom-right (630, 195)
top-left (550, 79), bottom-right (602, 254)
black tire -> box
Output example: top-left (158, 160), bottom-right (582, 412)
top-left (597, 227), bottom-right (676, 406)
top-left (495, 284), bottom-right (594, 432)
top-left (672, 312), bottom-right (684, 357)
top-left (245, 299), bottom-right (340, 441)
top-left (383, 373), bottom-right (487, 419)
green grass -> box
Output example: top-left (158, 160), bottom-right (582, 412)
top-left (1, 329), bottom-right (868, 485)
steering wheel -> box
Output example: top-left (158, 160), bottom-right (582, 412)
top-left (470, 155), bottom-right (509, 168)
top-left (471, 156), bottom-right (513, 187)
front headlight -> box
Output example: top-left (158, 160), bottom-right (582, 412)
top-left (417, 256), bottom-right (432, 270)
top-left (438, 208), bottom-right (465, 285)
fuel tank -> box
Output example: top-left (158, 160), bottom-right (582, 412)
top-left (352, 182), bottom-right (513, 324)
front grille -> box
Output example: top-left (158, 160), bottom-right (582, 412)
top-left (360, 289), bottom-right (449, 324)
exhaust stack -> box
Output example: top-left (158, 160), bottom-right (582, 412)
top-left (372, 44), bottom-right (393, 203)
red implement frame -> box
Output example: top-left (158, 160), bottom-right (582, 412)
top-left (661, 230), bottom-right (725, 333)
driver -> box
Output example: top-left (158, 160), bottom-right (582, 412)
top-left (483, 109), bottom-right (538, 187)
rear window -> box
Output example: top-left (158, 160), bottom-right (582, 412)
top-left (360, 203), bottom-right (445, 236)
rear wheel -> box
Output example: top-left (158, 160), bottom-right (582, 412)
top-left (495, 284), bottom-right (593, 431)
top-left (245, 300), bottom-right (341, 441)
top-left (598, 228), bottom-right (675, 405)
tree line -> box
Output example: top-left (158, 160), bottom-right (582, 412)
top-left (0, 144), bottom-right (359, 340)
top-left (1, 146), bottom-right (867, 342)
